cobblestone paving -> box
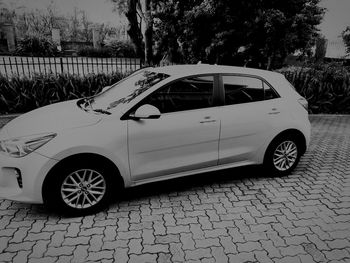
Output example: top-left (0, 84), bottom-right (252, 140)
top-left (0, 115), bottom-right (350, 263)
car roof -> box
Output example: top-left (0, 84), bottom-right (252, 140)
top-left (151, 64), bottom-right (283, 80)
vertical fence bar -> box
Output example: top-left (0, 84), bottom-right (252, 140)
top-left (113, 57), bottom-right (116, 73)
top-left (8, 56), bottom-right (13, 76)
top-left (14, 57), bottom-right (19, 76)
top-left (95, 57), bottom-right (98, 74)
top-left (66, 57), bottom-right (69, 74)
top-left (76, 56), bottom-right (80, 76)
top-left (20, 57), bottom-right (25, 76)
top-left (42, 56), bottom-right (47, 75)
top-left (37, 57), bottom-right (41, 75)
top-left (60, 57), bottom-right (64, 74)
top-left (106, 57), bottom-right (109, 74)
top-left (31, 56), bottom-right (35, 77)
top-left (26, 57), bottom-right (30, 78)
top-left (70, 56), bottom-right (75, 75)
top-left (86, 56), bottom-right (89, 74)
top-left (2, 57), bottom-right (8, 78)
top-left (80, 57), bottom-right (84, 76)
top-left (54, 57), bottom-right (58, 76)
top-left (48, 57), bottom-right (53, 74)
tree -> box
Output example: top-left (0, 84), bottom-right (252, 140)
top-left (153, 0), bottom-right (324, 69)
top-left (342, 26), bottom-right (350, 55)
top-left (314, 36), bottom-right (327, 62)
top-left (111, 0), bottom-right (154, 63)
top-left (14, 8), bottom-right (69, 40)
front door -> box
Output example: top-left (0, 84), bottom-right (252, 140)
top-left (127, 75), bottom-right (221, 181)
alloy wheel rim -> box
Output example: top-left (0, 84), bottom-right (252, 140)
top-left (61, 169), bottom-right (106, 209)
top-left (272, 141), bottom-right (298, 171)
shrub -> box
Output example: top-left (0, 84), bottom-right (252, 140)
top-left (15, 35), bottom-right (60, 56)
top-left (105, 40), bottom-right (137, 58)
top-left (77, 47), bottom-right (112, 57)
top-left (77, 41), bottom-right (137, 58)
top-left (0, 72), bottom-right (127, 114)
top-left (278, 63), bottom-right (350, 114)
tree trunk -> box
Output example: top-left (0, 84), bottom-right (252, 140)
top-left (126, 0), bottom-right (144, 59)
top-left (144, 0), bottom-right (153, 65)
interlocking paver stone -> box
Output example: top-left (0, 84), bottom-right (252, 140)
top-left (0, 115), bottom-right (350, 261)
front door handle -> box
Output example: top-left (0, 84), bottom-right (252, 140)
top-left (200, 120), bottom-right (217, 124)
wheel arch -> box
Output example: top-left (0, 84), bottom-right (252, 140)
top-left (264, 128), bottom-right (307, 163)
top-left (42, 153), bottom-right (125, 203)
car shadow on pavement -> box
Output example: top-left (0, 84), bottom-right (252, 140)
top-left (23, 164), bottom-right (278, 218)
top-left (117, 165), bottom-right (274, 202)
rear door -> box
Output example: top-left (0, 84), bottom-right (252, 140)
top-left (218, 74), bottom-right (280, 165)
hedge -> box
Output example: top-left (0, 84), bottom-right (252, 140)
top-left (0, 72), bottom-right (126, 114)
top-left (1, 63), bottom-right (350, 114)
top-left (278, 64), bottom-right (350, 114)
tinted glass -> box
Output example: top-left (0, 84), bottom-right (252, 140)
top-left (263, 82), bottom-right (279, 100)
top-left (91, 70), bottom-right (169, 111)
top-left (144, 76), bottom-right (214, 113)
top-left (223, 76), bottom-right (264, 105)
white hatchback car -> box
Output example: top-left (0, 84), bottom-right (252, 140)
top-left (0, 65), bottom-right (310, 214)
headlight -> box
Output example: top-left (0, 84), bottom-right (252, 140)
top-left (0, 133), bottom-right (56, 158)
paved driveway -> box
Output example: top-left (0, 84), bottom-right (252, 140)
top-left (0, 115), bottom-right (349, 263)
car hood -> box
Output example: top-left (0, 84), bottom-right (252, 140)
top-left (1, 100), bottom-right (101, 139)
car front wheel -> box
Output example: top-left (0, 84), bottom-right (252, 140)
top-left (264, 136), bottom-right (301, 176)
top-left (44, 162), bottom-right (113, 215)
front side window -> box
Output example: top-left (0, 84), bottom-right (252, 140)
top-left (143, 75), bottom-right (215, 114)
top-left (223, 75), bottom-right (264, 105)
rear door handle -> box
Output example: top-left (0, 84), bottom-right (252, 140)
top-left (268, 108), bottom-right (280, 114)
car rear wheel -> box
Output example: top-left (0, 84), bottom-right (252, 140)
top-left (264, 136), bottom-right (301, 176)
top-left (44, 162), bottom-right (113, 215)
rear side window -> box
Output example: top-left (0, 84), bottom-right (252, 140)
top-left (263, 82), bottom-right (279, 100)
top-left (223, 75), bottom-right (264, 105)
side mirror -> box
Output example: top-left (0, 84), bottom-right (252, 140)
top-left (131, 104), bottom-right (161, 120)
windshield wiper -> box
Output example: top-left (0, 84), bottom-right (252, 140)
top-left (93, 108), bottom-right (111, 115)
top-left (84, 97), bottom-right (93, 109)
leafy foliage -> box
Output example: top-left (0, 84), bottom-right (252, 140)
top-left (105, 40), bottom-right (137, 57)
top-left (153, 0), bottom-right (324, 69)
top-left (15, 35), bottom-right (60, 56)
top-left (0, 72), bottom-right (126, 114)
top-left (77, 41), bottom-right (136, 57)
top-left (77, 47), bottom-right (112, 57)
top-left (342, 26), bottom-right (350, 55)
top-left (279, 63), bottom-right (350, 114)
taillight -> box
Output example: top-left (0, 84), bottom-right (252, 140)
top-left (298, 97), bottom-right (308, 112)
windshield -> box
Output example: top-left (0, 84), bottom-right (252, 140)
top-left (88, 70), bottom-right (169, 112)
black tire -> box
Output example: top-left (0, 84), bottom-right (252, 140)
top-left (264, 135), bottom-right (302, 177)
top-left (43, 161), bottom-right (114, 216)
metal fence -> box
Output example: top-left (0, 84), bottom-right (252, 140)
top-left (0, 56), bottom-right (142, 78)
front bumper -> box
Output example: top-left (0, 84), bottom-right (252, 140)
top-left (0, 151), bottom-right (58, 203)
